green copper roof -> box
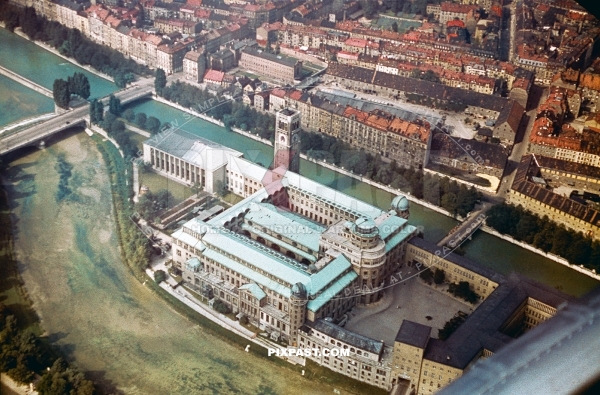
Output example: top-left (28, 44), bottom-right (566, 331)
top-left (202, 247), bottom-right (293, 297)
top-left (185, 257), bottom-right (202, 271)
top-left (307, 271), bottom-right (357, 312)
top-left (307, 254), bottom-right (354, 296)
top-left (239, 283), bottom-right (267, 300)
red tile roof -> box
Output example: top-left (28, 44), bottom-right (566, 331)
top-left (204, 69), bottom-right (224, 83)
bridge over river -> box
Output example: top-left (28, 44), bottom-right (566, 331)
top-left (437, 205), bottom-right (490, 248)
top-left (0, 81), bottom-right (153, 155)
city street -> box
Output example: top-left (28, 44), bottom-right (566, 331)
top-left (498, 85), bottom-right (548, 198)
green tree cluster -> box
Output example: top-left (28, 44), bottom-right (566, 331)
top-left (52, 78), bottom-right (70, 109)
top-left (213, 299), bottom-right (231, 314)
top-left (405, 93), bottom-right (466, 113)
top-left (89, 99), bottom-right (104, 125)
top-left (67, 72), bottom-right (90, 99)
top-left (98, 110), bottom-right (137, 157)
top-left (108, 94), bottom-right (122, 116)
top-left (438, 314), bottom-right (467, 340)
top-left (159, 81), bottom-right (275, 140)
top-left (486, 203), bottom-right (600, 270)
top-left (53, 72), bottom-right (91, 108)
top-left (0, 3), bottom-right (149, 87)
top-left (419, 267), bottom-right (433, 284)
top-left (37, 358), bottom-right (95, 395)
top-left (134, 189), bottom-right (175, 222)
top-left (94, 138), bottom-right (152, 272)
top-left (299, 130), bottom-right (481, 216)
top-left (155, 68), bottom-right (167, 95)
top-left (410, 68), bottom-right (442, 84)
top-left (434, 268), bottom-right (446, 284)
top-left (448, 281), bottom-right (479, 304)
top-left (0, 304), bottom-right (95, 393)
top-left (154, 269), bottom-right (167, 284)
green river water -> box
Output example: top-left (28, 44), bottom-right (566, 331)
top-left (0, 26), bottom-right (598, 395)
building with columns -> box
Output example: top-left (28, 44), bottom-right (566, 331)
top-left (142, 129), bottom-right (242, 194)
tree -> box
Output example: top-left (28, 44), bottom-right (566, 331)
top-left (360, 0), bottom-right (376, 18)
top-left (441, 192), bottom-right (458, 216)
top-left (37, 358), bottom-right (94, 395)
top-left (135, 112), bottom-right (147, 129)
top-left (52, 78), bottom-right (70, 109)
top-left (115, 70), bottom-right (135, 88)
top-left (155, 68), bottom-right (167, 95)
top-left (419, 267), bottom-right (433, 284)
top-left (147, 116), bottom-right (161, 134)
top-left (438, 315), bottom-right (466, 340)
top-left (434, 269), bottom-right (445, 284)
top-left (67, 72), bottom-right (90, 99)
top-left (94, 100), bottom-right (104, 124)
top-left (154, 270), bottom-right (167, 284)
top-left (89, 98), bottom-right (99, 124)
top-left (108, 94), bottom-right (122, 116)
top-left (391, 21), bottom-right (398, 32)
top-left (448, 281), bottom-right (479, 304)
top-left (213, 299), bottom-right (231, 314)
top-left (123, 108), bottom-right (136, 122)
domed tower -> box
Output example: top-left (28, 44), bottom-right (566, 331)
top-left (351, 217), bottom-right (386, 304)
top-left (289, 282), bottom-right (307, 345)
top-left (391, 195), bottom-right (410, 219)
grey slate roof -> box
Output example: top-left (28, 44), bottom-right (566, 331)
top-left (309, 319), bottom-right (384, 355)
top-left (242, 48), bottom-right (299, 67)
top-left (325, 62), bottom-right (514, 113)
top-left (420, 273), bottom-right (573, 370)
top-left (395, 320), bottom-right (431, 349)
top-left (511, 155), bottom-right (600, 226)
top-left (430, 132), bottom-right (509, 169)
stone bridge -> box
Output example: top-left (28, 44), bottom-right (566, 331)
top-left (0, 84), bottom-right (153, 155)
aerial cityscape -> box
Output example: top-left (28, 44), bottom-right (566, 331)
top-left (0, 0), bottom-right (599, 394)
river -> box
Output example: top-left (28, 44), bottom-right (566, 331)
top-left (0, 25), bottom-right (598, 395)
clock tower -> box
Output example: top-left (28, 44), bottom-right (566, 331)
top-left (274, 108), bottom-right (301, 173)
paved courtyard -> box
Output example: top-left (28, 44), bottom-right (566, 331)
top-left (344, 277), bottom-right (473, 345)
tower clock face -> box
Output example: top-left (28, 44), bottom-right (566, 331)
top-left (292, 133), bottom-right (299, 144)
top-left (280, 135), bottom-right (287, 143)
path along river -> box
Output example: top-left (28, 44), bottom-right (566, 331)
top-left (0, 26), bottom-right (598, 395)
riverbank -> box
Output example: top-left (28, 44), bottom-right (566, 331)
top-left (152, 96), bottom-right (274, 146)
top-left (12, 27), bottom-right (114, 83)
top-left (480, 225), bottom-right (600, 281)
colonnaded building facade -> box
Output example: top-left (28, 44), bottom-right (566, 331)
top-left (143, 109), bottom-right (573, 393)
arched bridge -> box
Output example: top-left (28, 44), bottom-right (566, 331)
top-left (0, 84), bottom-right (153, 156)
top-left (437, 208), bottom-right (489, 248)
